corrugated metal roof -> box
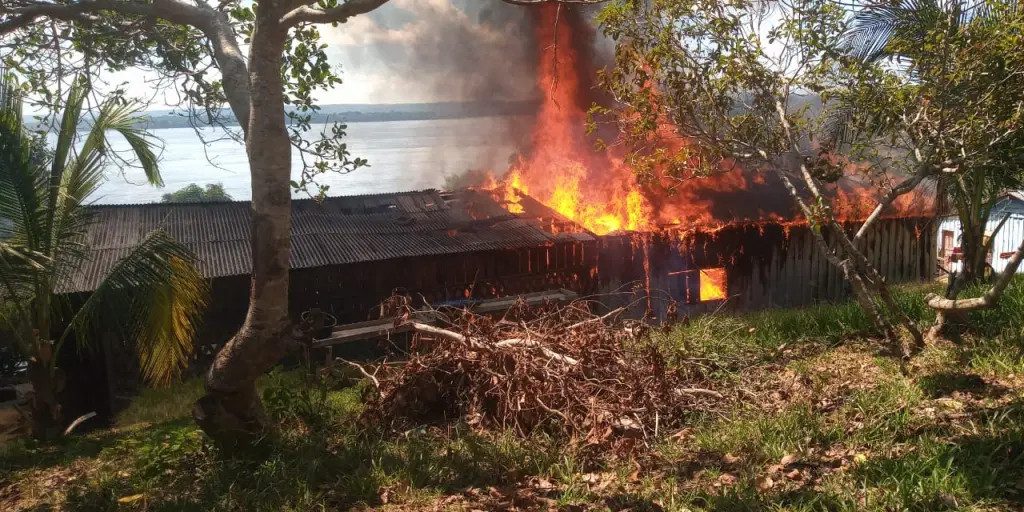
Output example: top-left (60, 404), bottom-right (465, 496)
top-left (59, 189), bottom-right (595, 293)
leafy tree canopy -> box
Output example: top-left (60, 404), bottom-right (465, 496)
top-left (162, 183), bottom-right (233, 203)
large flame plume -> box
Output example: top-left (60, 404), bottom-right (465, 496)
top-left (491, 4), bottom-right (932, 236)
top-left (500, 4), bottom-right (662, 235)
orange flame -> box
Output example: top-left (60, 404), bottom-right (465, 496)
top-left (491, 4), bottom-right (933, 236)
top-left (493, 5), bottom-right (657, 235)
top-left (699, 268), bottom-right (727, 301)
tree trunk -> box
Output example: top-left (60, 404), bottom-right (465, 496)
top-left (193, 17), bottom-right (293, 450)
top-left (958, 215), bottom-right (987, 285)
top-left (925, 236), bottom-right (1024, 343)
top-left (28, 343), bottom-right (62, 441)
top-left (924, 309), bottom-right (969, 344)
top-left (770, 160), bottom-right (924, 356)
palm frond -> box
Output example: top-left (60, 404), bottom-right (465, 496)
top-left (0, 241), bottom-right (47, 284)
top-left (0, 78), bottom-right (48, 254)
top-left (47, 145), bottom-right (103, 278)
top-left (845, 0), bottom-right (946, 63)
top-left (48, 76), bottom-right (88, 205)
top-left (0, 241), bottom-right (44, 352)
top-left (50, 98), bottom-right (164, 276)
top-left (79, 101), bottom-right (162, 187)
top-left (845, 0), bottom-right (1016, 63)
top-left (62, 230), bottom-right (208, 386)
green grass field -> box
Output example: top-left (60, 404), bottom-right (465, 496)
top-left (3, 278), bottom-right (1024, 511)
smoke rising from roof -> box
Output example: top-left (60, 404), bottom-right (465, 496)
top-left (325, 0), bottom-right (540, 103)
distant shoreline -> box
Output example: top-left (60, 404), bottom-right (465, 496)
top-left (138, 100), bottom-right (538, 130)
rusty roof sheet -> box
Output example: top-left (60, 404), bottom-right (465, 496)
top-left (59, 189), bottom-right (595, 293)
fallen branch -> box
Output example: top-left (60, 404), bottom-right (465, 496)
top-left (339, 358), bottom-right (380, 389)
top-left (63, 411), bottom-right (96, 436)
top-left (406, 322), bottom-right (467, 343)
top-left (566, 307), bottom-right (626, 330)
top-left (675, 387), bottom-right (725, 400)
top-left (494, 338), bottom-right (580, 366)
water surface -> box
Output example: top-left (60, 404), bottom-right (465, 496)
top-left (95, 115), bottom-right (529, 204)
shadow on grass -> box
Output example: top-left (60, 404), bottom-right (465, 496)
top-left (852, 397), bottom-right (1024, 511)
top-left (685, 485), bottom-right (854, 512)
top-left (60, 421), bottom-right (559, 511)
top-left (0, 428), bottom-right (123, 475)
top-left (916, 371), bottom-right (998, 398)
top-left (605, 492), bottom-right (668, 511)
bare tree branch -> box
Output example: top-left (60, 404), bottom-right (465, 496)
top-left (280, 0), bottom-right (390, 27)
top-left (1, 0), bottom-right (251, 131)
top-left (853, 164), bottom-right (933, 243)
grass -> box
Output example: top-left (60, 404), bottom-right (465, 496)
top-left (115, 376), bottom-right (205, 427)
top-left (4, 278), bottom-right (1024, 511)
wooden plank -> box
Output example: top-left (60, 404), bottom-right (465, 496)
top-left (762, 246), bottom-right (777, 307)
top-left (315, 289), bottom-right (579, 348)
top-left (833, 229), bottom-right (845, 300)
top-left (902, 221), bottom-right (912, 282)
top-left (779, 240), bottom-right (793, 305)
top-left (875, 222), bottom-right (884, 275)
top-left (792, 232), bottom-right (804, 304)
top-left (894, 222), bottom-right (905, 282)
top-left (921, 219), bottom-right (932, 279)
top-left (883, 220), bottom-right (895, 281)
top-left (878, 220), bottom-right (888, 280)
top-left (800, 230), bottom-right (812, 303)
top-left (773, 244), bottom-right (784, 307)
top-left (780, 235), bottom-right (793, 305)
top-left (878, 221), bottom-right (888, 277)
top-left (890, 220), bottom-right (899, 279)
top-left (789, 235), bottom-right (801, 305)
top-left (809, 230), bottom-right (821, 301)
top-left (824, 230), bottom-right (837, 300)
top-left (820, 230), bottom-right (832, 301)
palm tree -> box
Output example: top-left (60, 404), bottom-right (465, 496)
top-left (0, 75), bottom-right (208, 439)
top-left (844, 0), bottom-right (1023, 286)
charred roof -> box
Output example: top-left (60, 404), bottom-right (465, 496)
top-left (59, 188), bottom-right (595, 294)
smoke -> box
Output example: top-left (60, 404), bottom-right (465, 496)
top-left (321, 0), bottom-right (614, 188)
top-left (324, 0), bottom-right (540, 103)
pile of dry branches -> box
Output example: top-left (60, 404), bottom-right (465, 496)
top-left (355, 300), bottom-right (726, 453)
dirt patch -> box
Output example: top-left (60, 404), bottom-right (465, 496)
top-left (738, 344), bottom-right (890, 414)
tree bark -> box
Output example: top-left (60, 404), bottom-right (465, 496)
top-left (192, 13), bottom-right (293, 450)
top-left (768, 159), bottom-right (923, 354)
top-left (28, 342), bottom-right (63, 441)
top-left (958, 213), bottom-right (987, 284)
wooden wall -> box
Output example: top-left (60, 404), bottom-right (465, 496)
top-left (598, 217), bottom-right (937, 318)
top-left (289, 240), bottom-right (599, 323)
top-left (191, 240), bottom-right (599, 355)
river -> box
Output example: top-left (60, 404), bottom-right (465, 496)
top-left (95, 115), bottom-right (530, 204)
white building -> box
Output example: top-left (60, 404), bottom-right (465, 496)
top-left (937, 192), bottom-right (1024, 275)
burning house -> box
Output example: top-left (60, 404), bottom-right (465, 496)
top-left (57, 5), bottom-right (939, 390)
top-left (61, 5), bottom-right (937, 339)
top-left (476, 4), bottom-right (937, 318)
top-left (52, 187), bottom-right (597, 422)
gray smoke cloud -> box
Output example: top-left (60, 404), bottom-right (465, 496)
top-left (324, 0), bottom-right (539, 103)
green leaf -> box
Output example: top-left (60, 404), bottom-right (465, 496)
top-left (63, 230), bottom-right (208, 386)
